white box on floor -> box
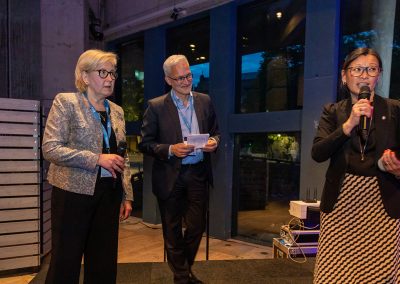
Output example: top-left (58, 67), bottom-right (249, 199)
top-left (289, 200), bottom-right (320, 219)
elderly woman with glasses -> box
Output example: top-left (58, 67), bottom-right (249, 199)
top-left (42, 49), bottom-right (133, 284)
top-left (312, 47), bottom-right (400, 283)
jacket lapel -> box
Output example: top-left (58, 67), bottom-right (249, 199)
top-left (108, 102), bottom-right (122, 142)
top-left (165, 92), bottom-right (183, 141)
top-left (193, 92), bottom-right (205, 133)
top-left (341, 97), bottom-right (353, 124)
top-left (374, 95), bottom-right (389, 158)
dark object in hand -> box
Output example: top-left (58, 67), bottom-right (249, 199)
top-left (117, 141), bottom-right (127, 157)
top-left (114, 141), bottom-right (127, 189)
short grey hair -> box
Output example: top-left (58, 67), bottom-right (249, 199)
top-left (163, 55), bottom-right (189, 76)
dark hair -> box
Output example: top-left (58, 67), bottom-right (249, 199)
top-left (340, 47), bottom-right (382, 99)
top-left (342, 47), bottom-right (383, 70)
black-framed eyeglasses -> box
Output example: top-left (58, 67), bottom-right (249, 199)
top-left (95, 69), bottom-right (118, 80)
top-left (168, 73), bottom-right (193, 84)
top-left (347, 66), bottom-right (380, 77)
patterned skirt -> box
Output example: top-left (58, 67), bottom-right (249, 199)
top-left (314, 173), bottom-right (400, 284)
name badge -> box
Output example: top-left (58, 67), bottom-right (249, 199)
top-left (101, 167), bottom-right (113, 178)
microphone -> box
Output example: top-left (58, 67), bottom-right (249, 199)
top-left (114, 141), bottom-right (127, 188)
top-left (117, 141), bottom-right (127, 157)
top-left (358, 85), bottom-right (371, 133)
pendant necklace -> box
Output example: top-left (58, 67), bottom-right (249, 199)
top-left (358, 117), bottom-right (373, 161)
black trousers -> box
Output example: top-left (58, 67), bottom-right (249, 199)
top-left (45, 178), bottom-right (122, 284)
top-left (158, 162), bottom-right (208, 284)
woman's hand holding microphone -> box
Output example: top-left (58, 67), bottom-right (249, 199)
top-left (97, 154), bottom-right (125, 178)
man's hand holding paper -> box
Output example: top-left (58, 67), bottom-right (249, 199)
top-left (171, 142), bottom-right (195, 158)
top-left (180, 134), bottom-right (218, 154)
top-left (202, 138), bottom-right (218, 152)
top-left (186, 134), bottom-right (209, 149)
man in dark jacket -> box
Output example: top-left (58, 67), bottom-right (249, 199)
top-left (139, 55), bottom-right (220, 284)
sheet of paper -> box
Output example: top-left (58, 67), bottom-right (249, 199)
top-left (186, 134), bottom-right (209, 149)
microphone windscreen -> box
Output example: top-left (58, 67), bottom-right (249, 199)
top-left (358, 85), bottom-right (371, 100)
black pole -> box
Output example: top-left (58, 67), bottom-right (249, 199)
top-left (164, 243), bottom-right (167, 262)
top-left (206, 182), bottom-right (210, 260)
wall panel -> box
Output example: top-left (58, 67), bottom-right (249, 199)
top-left (0, 0), bottom-right (8, 98)
top-left (0, 98), bottom-right (41, 273)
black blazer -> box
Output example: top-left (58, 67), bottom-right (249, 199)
top-left (139, 91), bottom-right (220, 200)
top-left (312, 95), bottom-right (400, 219)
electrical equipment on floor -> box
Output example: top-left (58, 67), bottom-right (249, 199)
top-left (289, 200), bottom-right (320, 219)
top-left (273, 200), bottom-right (321, 259)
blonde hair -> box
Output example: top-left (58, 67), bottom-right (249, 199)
top-left (163, 55), bottom-right (189, 76)
top-left (75, 49), bottom-right (118, 93)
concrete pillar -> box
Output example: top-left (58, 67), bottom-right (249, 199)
top-left (41, 0), bottom-right (86, 103)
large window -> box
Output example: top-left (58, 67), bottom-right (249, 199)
top-left (118, 37), bottom-right (145, 217)
top-left (167, 17), bottom-right (210, 94)
top-left (237, 0), bottom-right (306, 113)
top-left (340, 0), bottom-right (400, 100)
top-left (119, 37), bottom-right (145, 123)
top-left (234, 132), bottom-right (301, 244)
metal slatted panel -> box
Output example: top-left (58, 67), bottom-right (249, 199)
top-left (0, 98), bottom-right (41, 273)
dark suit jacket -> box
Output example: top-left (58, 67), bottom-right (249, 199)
top-left (139, 91), bottom-right (220, 200)
top-left (312, 95), bottom-right (400, 219)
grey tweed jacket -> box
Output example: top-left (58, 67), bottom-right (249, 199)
top-left (42, 92), bottom-right (133, 201)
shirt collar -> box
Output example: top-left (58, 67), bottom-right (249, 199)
top-left (171, 90), bottom-right (193, 107)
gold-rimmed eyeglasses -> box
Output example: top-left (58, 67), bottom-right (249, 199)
top-left (168, 73), bottom-right (193, 84)
top-left (347, 66), bottom-right (380, 77)
top-left (95, 69), bottom-right (118, 80)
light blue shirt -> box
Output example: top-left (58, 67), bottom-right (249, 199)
top-left (171, 90), bottom-right (203, 165)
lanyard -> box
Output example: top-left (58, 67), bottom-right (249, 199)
top-left (172, 91), bottom-right (193, 134)
top-left (84, 93), bottom-right (112, 153)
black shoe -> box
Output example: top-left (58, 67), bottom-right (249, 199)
top-left (188, 272), bottom-right (204, 284)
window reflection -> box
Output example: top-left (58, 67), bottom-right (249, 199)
top-left (119, 38), bottom-right (144, 122)
top-left (167, 17), bottom-right (210, 93)
top-left (235, 132), bottom-right (301, 244)
top-left (191, 62), bottom-right (209, 93)
top-left (126, 134), bottom-right (143, 217)
top-left (340, 0), bottom-right (400, 100)
top-left (118, 37), bottom-right (145, 217)
top-left (237, 0), bottom-right (306, 113)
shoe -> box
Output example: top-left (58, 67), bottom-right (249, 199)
top-left (188, 272), bottom-right (204, 284)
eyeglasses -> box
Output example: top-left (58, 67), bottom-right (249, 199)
top-left (168, 73), bottom-right (193, 84)
top-left (95, 69), bottom-right (118, 80)
top-left (347, 66), bottom-right (380, 77)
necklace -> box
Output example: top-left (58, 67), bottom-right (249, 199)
top-left (98, 111), bottom-right (107, 123)
top-left (358, 117), bottom-right (373, 161)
